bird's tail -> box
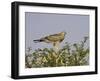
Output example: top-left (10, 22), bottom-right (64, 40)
top-left (33, 39), bottom-right (44, 43)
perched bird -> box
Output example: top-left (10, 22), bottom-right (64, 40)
top-left (33, 32), bottom-right (66, 52)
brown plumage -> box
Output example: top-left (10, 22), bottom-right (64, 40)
top-left (33, 32), bottom-right (66, 52)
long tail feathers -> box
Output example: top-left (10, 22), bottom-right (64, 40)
top-left (33, 39), bottom-right (43, 43)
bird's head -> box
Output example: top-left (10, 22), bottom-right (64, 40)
top-left (60, 31), bottom-right (67, 36)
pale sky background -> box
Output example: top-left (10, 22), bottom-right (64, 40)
top-left (25, 12), bottom-right (89, 53)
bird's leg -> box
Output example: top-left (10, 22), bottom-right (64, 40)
top-left (53, 42), bottom-right (60, 53)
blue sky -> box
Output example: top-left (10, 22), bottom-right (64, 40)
top-left (25, 12), bottom-right (89, 53)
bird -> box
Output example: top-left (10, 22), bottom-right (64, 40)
top-left (33, 32), bottom-right (66, 52)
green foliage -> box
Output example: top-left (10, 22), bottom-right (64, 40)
top-left (25, 36), bottom-right (89, 68)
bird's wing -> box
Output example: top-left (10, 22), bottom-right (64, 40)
top-left (45, 33), bottom-right (63, 42)
top-left (49, 33), bottom-right (60, 37)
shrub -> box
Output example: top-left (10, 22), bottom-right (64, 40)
top-left (25, 36), bottom-right (89, 68)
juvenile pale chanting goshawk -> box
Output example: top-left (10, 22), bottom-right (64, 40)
top-left (33, 32), bottom-right (66, 52)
